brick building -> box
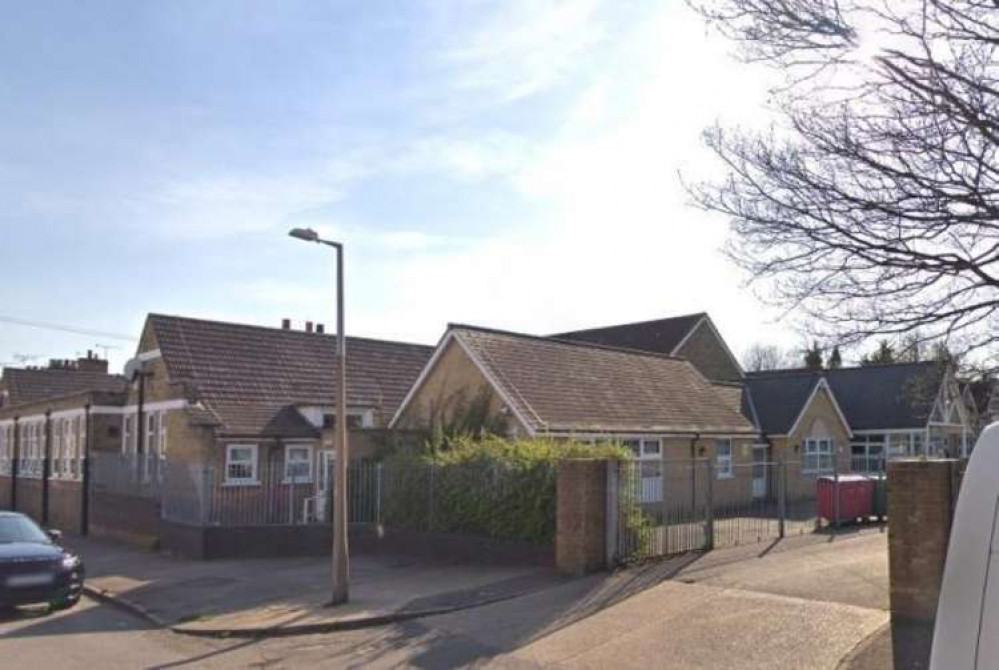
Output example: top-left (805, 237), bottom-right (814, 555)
top-left (0, 354), bottom-right (126, 532)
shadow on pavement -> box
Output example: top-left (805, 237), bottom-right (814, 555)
top-left (0, 598), bottom-right (153, 639)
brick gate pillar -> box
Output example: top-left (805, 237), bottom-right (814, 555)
top-left (556, 459), bottom-right (609, 575)
top-left (887, 458), bottom-right (960, 666)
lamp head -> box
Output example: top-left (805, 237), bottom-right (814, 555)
top-left (288, 227), bottom-right (320, 243)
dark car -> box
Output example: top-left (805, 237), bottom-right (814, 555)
top-left (0, 512), bottom-right (84, 611)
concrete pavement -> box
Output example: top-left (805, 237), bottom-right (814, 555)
top-left (67, 535), bottom-right (562, 636)
top-left (0, 529), bottom-right (890, 668)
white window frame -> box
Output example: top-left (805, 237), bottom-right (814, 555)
top-left (716, 438), bottom-right (734, 479)
top-left (622, 437), bottom-right (663, 503)
top-left (225, 444), bottom-right (259, 485)
top-left (157, 411), bottom-right (168, 460)
top-left (0, 424), bottom-right (8, 475)
top-left (66, 416), bottom-right (79, 479)
top-left (803, 438), bottom-right (834, 475)
top-left (122, 414), bottom-right (135, 455)
top-left (283, 443), bottom-right (314, 483)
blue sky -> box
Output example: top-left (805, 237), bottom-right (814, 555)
top-left (0, 0), bottom-right (792, 370)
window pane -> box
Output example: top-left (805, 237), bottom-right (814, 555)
top-left (641, 440), bottom-right (661, 457)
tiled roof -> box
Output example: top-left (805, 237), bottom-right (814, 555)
top-left (148, 314), bottom-right (434, 436)
top-left (1, 367), bottom-right (126, 407)
top-left (745, 361), bottom-right (947, 434)
top-left (552, 313), bottom-right (706, 355)
top-left (451, 325), bottom-right (756, 435)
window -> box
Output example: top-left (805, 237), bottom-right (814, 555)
top-left (623, 438), bottom-right (663, 503)
top-left (156, 412), bottom-right (168, 460)
top-left (123, 414), bottom-right (135, 454)
top-left (225, 444), bottom-right (258, 484)
top-left (0, 424), bottom-right (9, 474)
top-left (804, 438), bottom-right (834, 474)
top-left (284, 444), bottom-right (313, 483)
top-left (66, 416), bottom-right (79, 478)
top-left (323, 411), bottom-right (370, 430)
top-left (716, 439), bottom-right (733, 479)
top-left (52, 419), bottom-right (64, 477)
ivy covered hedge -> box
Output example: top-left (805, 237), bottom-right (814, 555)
top-left (380, 436), bottom-right (629, 545)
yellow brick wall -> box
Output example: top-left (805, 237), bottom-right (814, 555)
top-left (394, 339), bottom-right (527, 436)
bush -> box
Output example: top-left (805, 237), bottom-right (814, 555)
top-left (380, 436), bottom-right (630, 545)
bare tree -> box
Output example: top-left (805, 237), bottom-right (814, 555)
top-left (743, 342), bottom-right (797, 370)
top-left (689, 1), bottom-right (999, 369)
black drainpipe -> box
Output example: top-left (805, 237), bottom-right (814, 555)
top-left (41, 409), bottom-right (51, 526)
top-left (11, 416), bottom-right (19, 511)
top-left (136, 369), bottom-right (147, 476)
top-left (81, 404), bottom-right (92, 535)
top-left (690, 432), bottom-right (701, 510)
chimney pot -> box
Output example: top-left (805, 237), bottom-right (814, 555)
top-left (316, 323), bottom-right (325, 334)
top-left (281, 318), bottom-right (291, 330)
top-left (305, 321), bottom-right (314, 333)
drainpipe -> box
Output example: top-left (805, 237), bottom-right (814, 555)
top-left (135, 368), bottom-right (147, 476)
top-left (11, 416), bottom-right (19, 511)
top-left (690, 432), bottom-right (701, 511)
top-left (42, 409), bottom-right (51, 526)
top-left (81, 404), bottom-right (91, 536)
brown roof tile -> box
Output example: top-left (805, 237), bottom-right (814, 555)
top-left (148, 314), bottom-right (434, 436)
top-left (1, 367), bottom-right (126, 407)
top-left (452, 325), bottom-right (756, 435)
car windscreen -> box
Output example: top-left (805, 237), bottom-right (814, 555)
top-left (0, 516), bottom-right (51, 544)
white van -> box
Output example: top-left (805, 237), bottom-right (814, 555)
top-left (932, 423), bottom-right (999, 668)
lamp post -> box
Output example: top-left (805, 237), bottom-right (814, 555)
top-left (289, 227), bottom-right (349, 605)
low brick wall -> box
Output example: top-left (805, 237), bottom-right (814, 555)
top-left (47, 479), bottom-right (84, 534)
top-left (16, 478), bottom-right (44, 523)
top-left (0, 474), bottom-right (12, 510)
top-left (159, 522), bottom-right (554, 564)
top-left (90, 491), bottom-right (161, 549)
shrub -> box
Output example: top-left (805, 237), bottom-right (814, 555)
top-left (380, 436), bottom-right (630, 545)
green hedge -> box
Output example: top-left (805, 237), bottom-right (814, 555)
top-left (380, 436), bottom-right (629, 545)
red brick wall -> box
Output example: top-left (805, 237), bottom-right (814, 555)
top-left (0, 474), bottom-right (11, 510)
top-left (888, 459), bottom-right (957, 623)
top-left (556, 459), bottom-right (608, 575)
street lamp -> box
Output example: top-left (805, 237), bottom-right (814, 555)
top-left (289, 226), bottom-right (349, 605)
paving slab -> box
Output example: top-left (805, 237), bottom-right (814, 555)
top-left (66, 535), bottom-right (563, 636)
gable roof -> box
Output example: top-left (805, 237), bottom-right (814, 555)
top-left (552, 312), bottom-right (706, 355)
top-left (746, 361), bottom-right (947, 434)
top-left (0, 367), bottom-right (126, 407)
top-left (399, 324), bottom-right (756, 436)
top-left (146, 314), bottom-right (434, 436)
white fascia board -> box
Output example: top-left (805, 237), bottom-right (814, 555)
top-left (388, 330), bottom-right (455, 429)
top-left (786, 378), bottom-right (852, 439)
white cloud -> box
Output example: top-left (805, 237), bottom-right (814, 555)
top-left (439, 0), bottom-right (607, 103)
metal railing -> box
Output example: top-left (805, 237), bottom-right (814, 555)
top-left (89, 453), bottom-right (553, 543)
top-left (613, 457), bottom-right (887, 565)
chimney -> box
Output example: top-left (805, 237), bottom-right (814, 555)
top-left (281, 318), bottom-right (291, 330)
top-left (77, 355), bottom-right (109, 374)
top-left (316, 323), bottom-right (325, 334)
top-left (305, 321), bottom-right (314, 333)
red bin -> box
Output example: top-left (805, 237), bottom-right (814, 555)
top-left (817, 475), bottom-right (876, 523)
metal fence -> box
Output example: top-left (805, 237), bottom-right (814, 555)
top-left (90, 452), bottom-right (169, 500)
top-left (92, 453), bottom-right (554, 544)
top-left (613, 458), bottom-right (887, 564)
